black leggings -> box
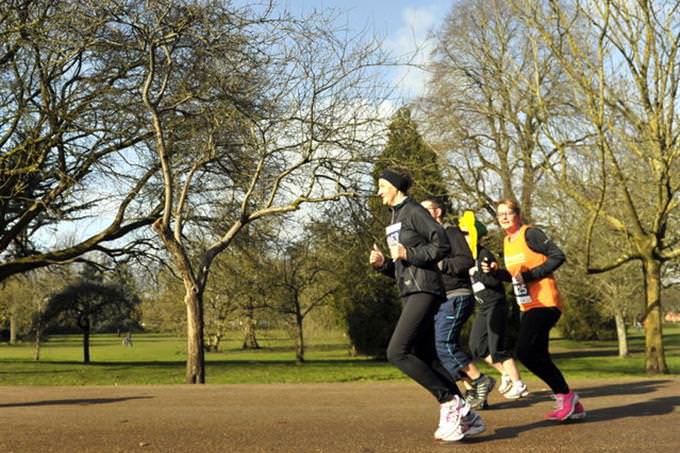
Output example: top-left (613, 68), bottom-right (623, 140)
top-left (515, 307), bottom-right (569, 395)
top-left (387, 293), bottom-right (461, 403)
top-left (469, 301), bottom-right (512, 363)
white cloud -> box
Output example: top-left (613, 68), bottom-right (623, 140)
top-left (384, 4), bottom-right (445, 101)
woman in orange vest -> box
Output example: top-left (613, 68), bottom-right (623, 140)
top-left (481, 199), bottom-right (585, 421)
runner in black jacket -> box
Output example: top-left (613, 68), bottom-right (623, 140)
top-left (376, 197), bottom-right (450, 298)
top-left (370, 168), bottom-right (485, 442)
top-left (421, 199), bottom-right (495, 410)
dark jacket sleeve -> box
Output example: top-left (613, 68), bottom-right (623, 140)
top-left (495, 268), bottom-right (512, 282)
top-left (439, 227), bottom-right (475, 278)
top-left (404, 208), bottom-right (450, 267)
top-left (377, 258), bottom-right (395, 279)
top-left (473, 248), bottom-right (503, 287)
top-left (522, 227), bottom-right (566, 282)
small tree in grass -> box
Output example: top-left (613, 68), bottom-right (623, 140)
top-left (41, 281), bottom-right (140, 363)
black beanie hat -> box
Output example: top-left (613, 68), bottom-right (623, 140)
top-left (379, 168), bottom-right (410, 193)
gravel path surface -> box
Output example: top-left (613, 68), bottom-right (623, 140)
top-left (1, 377), bottom-right (678, 452)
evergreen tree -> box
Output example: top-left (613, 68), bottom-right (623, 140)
top-left (371, 107), bottom-right (450, 215)
top-left (309, 213), bottom-right (400, 358)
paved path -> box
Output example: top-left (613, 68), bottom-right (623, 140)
top-left (1, 377), bottom-right (679, 452)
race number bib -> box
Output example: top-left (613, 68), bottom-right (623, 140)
top-left (385, 222), bottom-right (402, 247)
top-left (472, 281), bottom-right (486, 293)
top-left (512, 277), bottom-right (532, 305)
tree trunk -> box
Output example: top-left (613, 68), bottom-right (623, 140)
top-left (295, 313), bottom-right (305, 364)
top-left (33, 300), bottom-right (43, 361)
top-left (185, 288), bottom-right (206, 384)
top-left (613, 310), bottom-right (629, 357)
top-left (242, 305), bottom-right (260, 349)
top-left (33, 329), bottom-right (41, 361)
top-left (9, 312), bottom-right (17, 345)
top-left (642, 258), bottom-right (668, 373)
top-left (83, 326), bottom-right (90, 364)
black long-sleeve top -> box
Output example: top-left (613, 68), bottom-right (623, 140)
top-left (469, 246), bottom-right (505, 305)
top-left (439, 225), bottom-right (475, 293)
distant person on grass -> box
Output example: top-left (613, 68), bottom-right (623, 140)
top-left (482, 199), bottom-right (585, 421)
top-left (458, 210), bottom-right (528, 402)
top-left (369, 168), bottom-right (485, 442)
top-left (420, 198), bottom-right (496, 410)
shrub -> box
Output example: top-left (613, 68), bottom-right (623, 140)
top-left (559, 295), bottom-right (616, 340)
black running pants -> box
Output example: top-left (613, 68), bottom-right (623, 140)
top-left (386, 292), bottom-right (461, 404)
top-left (515, 307), bottom-right (569, 395)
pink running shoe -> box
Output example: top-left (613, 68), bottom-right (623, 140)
top-left (545, 391), bottom-right (579, 421)
top-left (569, 401), bottom-right (586, 420)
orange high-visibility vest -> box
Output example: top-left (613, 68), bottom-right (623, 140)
top-left (503, 225), bottom-right (561, 312)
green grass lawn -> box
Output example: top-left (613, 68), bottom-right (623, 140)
top-left (0, 326), bottom-right (678, 385)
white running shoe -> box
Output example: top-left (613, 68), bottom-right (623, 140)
top-left (434, 396), bottom-right (467, 442)
top-left (498, 374), bottom-right (512, 394)
top-left (434, 401), bottom-right (451, 440)
top-left (504, 381), bottom-right (529, 399)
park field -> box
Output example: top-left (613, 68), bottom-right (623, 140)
top-left (0, 326), bottom-right (678, 385)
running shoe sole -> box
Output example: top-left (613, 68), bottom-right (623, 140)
top-left (504, 388), bottom-right (529, 400)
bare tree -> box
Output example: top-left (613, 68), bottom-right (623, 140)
top-left (0, 275), bottom-right (25, 343)
top-left (420, 0), bottom-right (569, 220)
top-left (518, 0), bottom-right (680, 372)
top-left (557, 215), bottom-right (643, 356)
top-left (595, 267), bottom-right (643, 357)
top-left (114, 1), bottom-right (387, 382)
top-left (204, 227), bottom-right (279, 351)
top-left (266, 237), bottom-right (339, 364)
top-left (203, 254), bottom-right (264, 352)
top-left (0, 0), bottom-right (163, 283)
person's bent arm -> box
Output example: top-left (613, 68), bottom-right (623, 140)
top-left (439, 227), bottom-right (475, 277)
top-left (370, 244), bottom-right (395, 278)
top-left (473, 248), bottom-right (503, 287)
top-left (404, 210), bottom-right (450, 266)
top-left (481, 259), bottom-right (512, 282)
top-left (522, 227), bottom-right (566, 282)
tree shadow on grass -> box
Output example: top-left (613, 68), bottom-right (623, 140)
top-left (0, 395), bottom-right (153, 409)
top-left (0, 360), bottom-right (186, 367)
top-left (1, 359), bottom-right (379, 366)
top-left (220, 343), bottom-right (354, 354)
top-left (551, 349), bottom-right (641, 359)
top-left (469, 380), bottom-right (679, 442)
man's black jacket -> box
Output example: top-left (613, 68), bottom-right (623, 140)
top-left (439, 225), bottom-right (475, 293)
top-left (377, 198), bottom-right (450, 298)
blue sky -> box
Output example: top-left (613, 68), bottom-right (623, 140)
top-left (281, 0), bottom-right (452, 100)
top-left (282, 0), bottom-right (449, 35)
